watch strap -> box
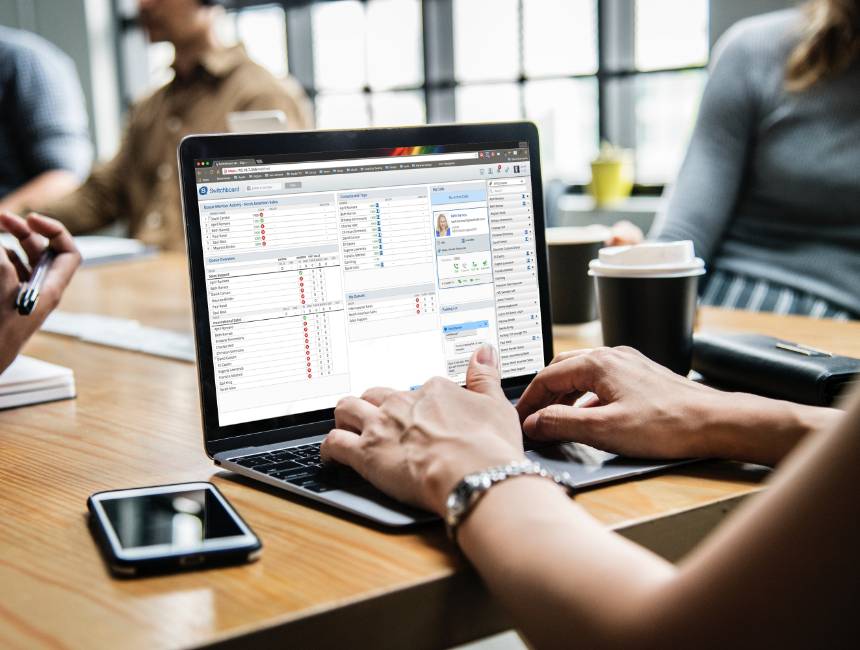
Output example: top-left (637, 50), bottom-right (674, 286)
top-left (445, 459), bottom-right (575, 543)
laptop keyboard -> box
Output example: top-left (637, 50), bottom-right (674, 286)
top-left (227, 443), bottom-right (364, 493)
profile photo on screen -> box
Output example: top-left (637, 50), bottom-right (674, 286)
top-left (435, 213), bottom-right (450, 237)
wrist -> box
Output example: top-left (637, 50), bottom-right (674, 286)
top-left (426, 447), bottom-right (526, 516)
top-left (456, 475), bottom-right (572, 552)
top-left (443, 460), bottom-right (575, 542)
top-left (696, 390), bottom-right (836, 465)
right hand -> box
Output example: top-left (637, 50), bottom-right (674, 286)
top-left (321, 346), bottom-right (525, 515)
top-left (605, 220), bottom-right (644, 246)
top-left (0, 212), bottom-right (81, 372)
top-left (515, 346), bottom-right (726, 459)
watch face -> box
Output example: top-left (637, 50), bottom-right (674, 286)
top-left (446, 493), bottom-right (463, 527)
top-left (447, 480), bottom-right (472, 520)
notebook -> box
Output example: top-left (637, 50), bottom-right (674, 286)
top-left (0, 355), bottom-right (76, 410)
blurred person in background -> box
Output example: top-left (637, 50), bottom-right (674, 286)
top-left (0, 27), bottom-right (92, 215)
top-left (625, 0), bottom-right (860, 320)
top-left (39, 0), bottom-right (313, 250)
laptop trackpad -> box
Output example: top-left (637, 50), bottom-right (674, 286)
top-left (526, 443), bottom-right (688, 489)
top-left (321, 486), bottom-right (436, 527)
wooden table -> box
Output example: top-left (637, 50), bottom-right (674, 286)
top-left (2, 254), bottom-right (858, 650)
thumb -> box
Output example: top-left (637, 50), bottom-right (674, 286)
top-left (466, 344), bottom-right (505, 401)
top-left (522, 403), bottom-right (611, 446)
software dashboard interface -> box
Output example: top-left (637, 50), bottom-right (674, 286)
top-left (194, 142), bottom-right (545, 427)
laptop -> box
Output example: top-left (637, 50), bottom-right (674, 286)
top-left (178, 122), bottom-right (685, 527)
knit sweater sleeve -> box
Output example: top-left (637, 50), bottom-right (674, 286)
top-left (651, 23), bottom-right (760, 265)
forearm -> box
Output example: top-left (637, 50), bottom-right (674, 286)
top-left (37, 171), bottom-right (118, 235)
top-left (458, 477), bottom-right (675, 649)
top-left (0, 170), bottom-right (80, 215)
top-left (695, 390), bottom-right (841, 466)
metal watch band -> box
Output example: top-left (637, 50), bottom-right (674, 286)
top-left (444, 459), bottom-right (576, 543)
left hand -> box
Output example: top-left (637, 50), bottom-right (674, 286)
top-left (0, 211), bottom-right (81, 372)
top-left (320, 345), bottom-right (525, 515)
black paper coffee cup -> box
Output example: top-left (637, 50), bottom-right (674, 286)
top-left (547, 226), bottom-right (609, 324)
top-left (589, 241), bottom-right (704, 375)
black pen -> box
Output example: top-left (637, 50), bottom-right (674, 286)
top-left (15, 248), bottom-right (57, 316)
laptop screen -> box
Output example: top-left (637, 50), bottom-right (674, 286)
top-left (193, 141), bottom-right (545, 428)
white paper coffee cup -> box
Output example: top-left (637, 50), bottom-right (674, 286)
top-left (588, 240), bottom-right (705, 278)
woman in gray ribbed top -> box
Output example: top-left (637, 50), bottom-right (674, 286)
top-left (652, 4), bottom-right (860, 319)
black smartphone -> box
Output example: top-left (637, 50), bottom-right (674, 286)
top-left (87, 481), bottom-right (261, 577)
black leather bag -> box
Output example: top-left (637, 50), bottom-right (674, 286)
top-left (692, 333), bottom-right (859, 406)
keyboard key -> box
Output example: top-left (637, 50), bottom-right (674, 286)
top-left (268, 451), bottom-right (298, 462)
top-left (258, 460), bottom-right (304, 474)
top-left (273, 468), bottom-right (316, 482)
top-left (232, 455), bottom-right (272, 468)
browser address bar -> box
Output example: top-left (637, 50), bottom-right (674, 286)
top-left (221, 152), bottom-right (480, 175)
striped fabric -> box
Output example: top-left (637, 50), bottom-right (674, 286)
top-left (701, 269), bottom-right (856, 321)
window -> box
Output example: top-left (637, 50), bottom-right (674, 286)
top-left (115, 0), bottom-right (710, 187)
top-left (235, 4), bottom-right (288, 79)
top-left (453, 0), bottom-right (600, 181)
top-left (633, 0), bottom-right (709, 183)
top-left (635, 0), bottom-right (708, 70)
top-left (311, 0), bottom-right (425, 127)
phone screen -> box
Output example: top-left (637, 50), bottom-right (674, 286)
top-left (99, 487), bottom-right (244, 551)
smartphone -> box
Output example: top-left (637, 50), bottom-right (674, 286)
top-left (87, 481), bottom-right (261, 577)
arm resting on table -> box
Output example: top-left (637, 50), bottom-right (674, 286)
top-left (461, 391), bottom-right (860, 649)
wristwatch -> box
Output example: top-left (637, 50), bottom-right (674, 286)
top-left (444, 459), bottom-right (576, 543)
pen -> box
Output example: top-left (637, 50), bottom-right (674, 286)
top-left (15, 248), bottom-right (57, 316)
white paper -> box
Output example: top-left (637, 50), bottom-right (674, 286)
top-left (1, 234), bottom-right (153, 266)
top-left (42, 311), bottom-right (195, 362)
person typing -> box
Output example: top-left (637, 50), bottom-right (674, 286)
top-left (321, 344), bottom-right (856, 648)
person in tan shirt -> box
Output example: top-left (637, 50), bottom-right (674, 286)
top-left (40, 0), bottom-right (313, 250)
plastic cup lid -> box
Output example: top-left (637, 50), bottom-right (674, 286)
top-left (546, 225), bottom-right (610, 245)
top-left (588, 240), bottom-right (705, 278)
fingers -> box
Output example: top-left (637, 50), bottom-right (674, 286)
top-left (466, 344), bottom-right (505, 400)
top-left (516, 354), bottom-right (601, 422)
top-left (550, 348), bottom-right (594, 365)
top-left (0, 248), bottom-right (18, 296)
top-left (606, 220), bottom-right (644, 246)
top-left (4, 248), bottom-right (29, 281)
top-left (334, 396), bottom-right (379, 433)
top-left (361, 386), bottom-right (398, 407)
top-left (0, 212), bottom-right (45, 264)
top-left (0, 212), bottom-right (80, 299)
top-left (522, 403), bottom-right (616, 444)
top-left (320, 428), bottom-right (363, 470)
top-left (26, 213), bottom-right (79, 257)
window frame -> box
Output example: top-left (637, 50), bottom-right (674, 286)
top-left (114, 0), bottom-right (709, 190)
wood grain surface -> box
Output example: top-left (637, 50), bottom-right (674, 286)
top-left (1, 254), bottom-right (857, 650)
